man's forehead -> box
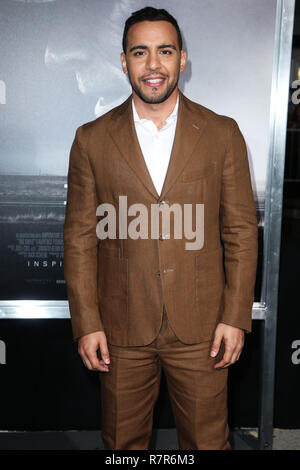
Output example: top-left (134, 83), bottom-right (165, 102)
top-left (127, 21), bottom-right (178, 44)
top-left (129, 20), bottom-right (177, 34)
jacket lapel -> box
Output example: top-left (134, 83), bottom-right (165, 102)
top-left (159, 90), bottom-right (207, 199)
top-left (107, 89), bottom-right (207, 200)
top-left (108, 94), bottom-right (159, 199)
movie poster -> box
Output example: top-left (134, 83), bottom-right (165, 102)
top-left (0, 0), bottom-right (277, 310)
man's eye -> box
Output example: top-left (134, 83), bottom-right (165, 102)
top-left (134, 51), bottom-right (144, 56)
top-left (161, 50), bottom-right (172, 54)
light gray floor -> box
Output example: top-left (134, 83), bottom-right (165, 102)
top-left (0, 428), bottom-right (299, 450)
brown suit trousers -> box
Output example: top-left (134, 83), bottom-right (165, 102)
top-left (99, 305), bottom-right (231, 450)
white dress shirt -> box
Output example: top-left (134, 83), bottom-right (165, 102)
top-left (132, 93), bottom-right (179, 196)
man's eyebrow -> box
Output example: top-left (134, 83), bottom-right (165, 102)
top-left (128, 45), bottom-right (147, 52)
top-left (158, 44), bottom-right (177, 50)
top-left (128, 43), bottom-right (177, 53)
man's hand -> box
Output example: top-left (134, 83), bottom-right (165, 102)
top-left (78, 331), bottom-right (110, 372)
top-left (210, 323), bottom-right (244, 369)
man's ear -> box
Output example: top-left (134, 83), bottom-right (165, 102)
top-left (180, 49), bottom-right (187, 73)
top-left (120, 52), bottom-right (128, 74)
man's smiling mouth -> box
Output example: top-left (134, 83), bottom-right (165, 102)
top-left (143, 77), bottom-right (166, 87)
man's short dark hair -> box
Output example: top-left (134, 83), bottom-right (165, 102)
top-left (122, 6), bottom-right (183, 53)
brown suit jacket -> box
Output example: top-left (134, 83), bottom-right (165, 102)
top-left (63, 89), bottom-right (258, 345)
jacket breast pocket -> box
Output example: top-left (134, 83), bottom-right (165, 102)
top-left (195, 246), bottom-right (225, 324)
top-left (182, 162), bottom-right (215, 183)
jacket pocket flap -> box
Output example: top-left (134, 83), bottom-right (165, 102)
top-left (182, 162), bottom-right (215, 182)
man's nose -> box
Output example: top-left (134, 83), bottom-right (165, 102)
top-left (44, 24), bottom-right (92, 69)
top-left (145, 51), bottom-right (162, 70)
top-left (45, 40), bottom-right (88, 69)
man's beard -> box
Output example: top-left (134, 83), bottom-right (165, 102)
top-left (127, 69), bottom-right (179, 104)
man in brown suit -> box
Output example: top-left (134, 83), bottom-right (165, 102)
top-left (63, 7), bottom-right (258, 450)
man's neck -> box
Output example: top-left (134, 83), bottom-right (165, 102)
top-left (132, 88), bottom-right (179, 131)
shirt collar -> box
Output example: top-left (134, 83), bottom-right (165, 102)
top-left (132, 92), bottom-right (179, 125)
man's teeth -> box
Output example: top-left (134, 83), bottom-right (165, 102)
top-left (146, 78), bottom-right (164, 83)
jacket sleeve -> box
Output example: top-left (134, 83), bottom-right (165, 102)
top-left (63, 125), bottom-right (104, 341)
top-left (219, 118), bottom-right (258, 333)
